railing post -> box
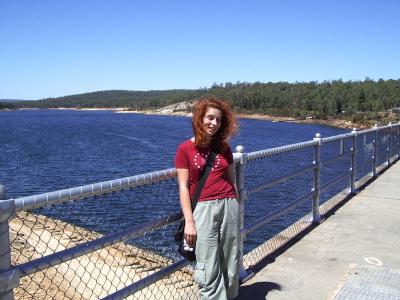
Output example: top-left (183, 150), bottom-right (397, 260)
top-left (312, 133), bottom-right (321, 224)
top-left (387, 122), bottom-right (392, 165)
top-left (398, 122), bottom-right (400, 159)
top-left (350, 128), bottom-right (357, 194)
top-left (0, 186), bottom-right (17, 300)
top-left (234, 145), bottom-right (254, 283)
top-left (372, 124), bottom-right (378, 178)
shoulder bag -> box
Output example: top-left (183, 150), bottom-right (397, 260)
top-left (175, 152), bottom-right (216, 261)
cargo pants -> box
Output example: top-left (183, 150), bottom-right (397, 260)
top-left (193, 198), bottom-right (240, 300)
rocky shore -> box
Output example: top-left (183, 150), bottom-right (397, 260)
top-left (10, 211), bottom-right (196, 299)
top-left (115, 101), bottom-right (373, 130)
top-left (5, 103), bottom-right (394, 130)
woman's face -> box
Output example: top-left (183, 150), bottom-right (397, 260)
top-left (202, 107), bottom-right (222, 137)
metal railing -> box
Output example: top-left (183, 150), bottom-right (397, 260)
top-left (0, 122), bottom-right (399, 299)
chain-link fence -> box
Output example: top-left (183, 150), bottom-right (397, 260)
top-left (239, 123), bottom-right (400, 270)
top-left (1, 170), bottom-right (199, 300)
top-left (1, 123), bottom-right (399, 299)
top-left (241, 141), bottom-right (316, 268)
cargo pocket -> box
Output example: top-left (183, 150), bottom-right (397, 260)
top-left (193, 262), bottom-right (206, 287)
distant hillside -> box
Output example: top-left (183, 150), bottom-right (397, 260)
top-left (15, 90), bottom-right (208, 110)
top-left (0, 101), bottom-right (18, 110)
top-left (0, 99), bottom-right (28, 103)
top-left (3, 79), bottom-right (400, 127)
top-left (0, 99), bottom-right (34, 110)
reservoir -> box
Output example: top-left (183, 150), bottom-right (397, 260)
top-left (0, 109), bottom-right (346, 198)
top-left (1, 109), bottom-right (347, 254)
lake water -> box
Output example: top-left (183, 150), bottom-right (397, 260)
top-left (0, 109), bottom-right (346, 199)
top-left (0, 109), bottom-right (348, 255)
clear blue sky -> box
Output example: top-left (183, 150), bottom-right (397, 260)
top-left (1, 0), bottom-right (399, 100)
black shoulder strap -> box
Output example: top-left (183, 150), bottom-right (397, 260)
top-left (191, 152), bottom-right (216, 211)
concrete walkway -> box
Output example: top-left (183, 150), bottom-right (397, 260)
top-left (238, 160), bottom-right (400, 300)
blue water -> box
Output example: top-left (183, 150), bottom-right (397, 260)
top-left (0, 109), bottom-right (346, 199)
top-left (1, 109), bottom-right (348, 256)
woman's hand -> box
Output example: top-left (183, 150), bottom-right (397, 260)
top-left (177, 168), bottom-right (197, 248)
top-left (184, 221), bottom-right (197, 248)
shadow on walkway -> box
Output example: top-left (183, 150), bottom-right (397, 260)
top-left (237, 282), bottom-right (282, 299)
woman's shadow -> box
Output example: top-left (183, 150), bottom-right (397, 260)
top-left (236, 281), bottom-right (282, 299)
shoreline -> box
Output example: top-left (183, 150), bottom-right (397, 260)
top-left (115, 109), bottom-right (370, 130)
top-left (11, 211), bottom-right (195, 299)
top-left (3, 106), bottom-right (378, 130)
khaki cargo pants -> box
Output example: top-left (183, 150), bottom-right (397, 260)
top-left (193, 198), bottom-right (240, 300)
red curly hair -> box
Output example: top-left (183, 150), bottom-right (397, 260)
top-left (192, 98), bottom-right (237, 152)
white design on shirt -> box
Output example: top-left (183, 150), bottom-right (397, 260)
top-left (193, 152), bottom-right (220, 170)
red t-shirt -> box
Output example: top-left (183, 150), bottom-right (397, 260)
top-left (175, 139), bottom-right (236, 202)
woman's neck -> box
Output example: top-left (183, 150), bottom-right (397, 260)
top-left (202, 137), bottom-right (212, 147)
top-left (191, 136), bottom-right (212, 149)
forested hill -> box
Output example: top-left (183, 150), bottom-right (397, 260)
top-left (2, 79), bottom-right (400, 124)
top-left (13, 90), bottom-right (208, 110)
top-left (209, 79), bottom-right (400, 123)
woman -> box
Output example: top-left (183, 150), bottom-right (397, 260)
top-left (175, 98), bottom-right (239, 299)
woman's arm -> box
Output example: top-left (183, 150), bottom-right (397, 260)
top-left (177, 168), bottom-right (197, 248)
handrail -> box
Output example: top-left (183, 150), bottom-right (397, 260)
top-left (320, 132), bottom-right (355, 143)
top-left (247, 140), bottom-right (318, 161)
top-left (247, 164), bottom-right (315, 195)
top-left (13, 168), bottom-right (177, 212)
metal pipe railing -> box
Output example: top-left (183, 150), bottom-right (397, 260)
top-left (320, 132), bottom-right (355, 143)
top-left (234, 146), bottom-right (254, 282)
top-left (387, 123), bottom-right (392, 165)
top-left (247, 164), bottom-right (315, 196)
top-left (0, 186), bottom-right (17, 300)
top-left (322, 152), bottom-right (352, 166)
top-left (397, 123), bottom-right (400, 158)
top-left (14, 168), bottom-right (177, 212)
top-left (246, 140), bottom-right (318, 161)
top-left (312, 133), bottom-right (322, 224)
top-left (320, 171), bottom-right (351, 192)
top-left (372, 124), bottom-right (378, 177)
top-left (350, 128), bottom-right (358, 194)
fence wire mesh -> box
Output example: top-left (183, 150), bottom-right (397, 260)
top-left (242, 194), bottom-right (312, 269)
top-left (390, 127), bottom-right (400, 161)
top-left (376, 128), bottom-right (390, 167)
top-left (9, 178), bottom-right (199, 299)
top-left (355, 132), bottom-right (375, 182)
top-left (319, 171), bottom-right (351, 216)
top-left (242, 145), bottom-right (315, 268)
top-left (319, 137), bottom-right (352, 205)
